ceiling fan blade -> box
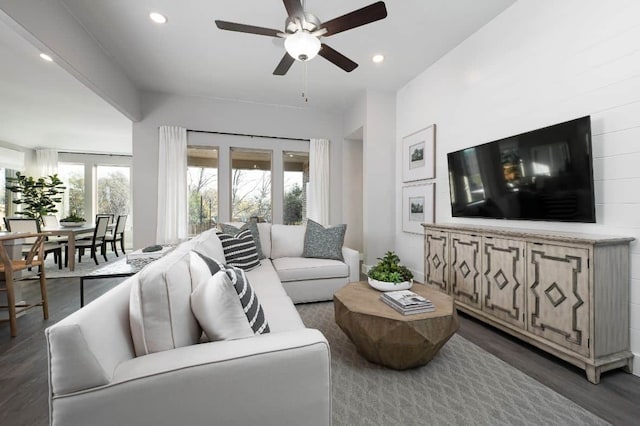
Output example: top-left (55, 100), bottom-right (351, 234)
top-left (273, 53), bottom-right (295, 75)
top-left (319, 44), bottom-right (358, 72)
top-left (283, 0), bottom-right (304, 18)
top-left (321, 1), bottom-right (388, 37)
top-left (215, 20), bottom-right (281, 37)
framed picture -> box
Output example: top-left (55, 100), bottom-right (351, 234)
top-left (402, 124), bottom-right (436, 182)
top-left (402, 183), bottom-right (435, 234)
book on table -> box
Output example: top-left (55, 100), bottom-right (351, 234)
top-left (380, 289), bottom-right (435, 315)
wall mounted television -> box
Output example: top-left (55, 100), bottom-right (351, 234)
top-left (447, 116), bottom-right (595, 223)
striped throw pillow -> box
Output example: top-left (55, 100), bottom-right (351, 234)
top-left (225, 266), bottom-right (270, 335)
top-left (217, 229), bottom-right (261, 271)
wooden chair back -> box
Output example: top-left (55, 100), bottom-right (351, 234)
top-left (5, 218), bottom-right (40, 244)
top-left (114, 215), bottom-right (128, 234)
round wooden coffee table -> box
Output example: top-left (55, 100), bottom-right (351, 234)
top-left (334, 281), bottom-right (458, 370)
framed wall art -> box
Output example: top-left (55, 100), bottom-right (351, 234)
top-left (402, 124), bottom-right (436, 182)
top-left (402, 183), bottom-right (435, 234)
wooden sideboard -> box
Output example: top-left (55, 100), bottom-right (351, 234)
top-left (422, 223), bottom-right (634, 384)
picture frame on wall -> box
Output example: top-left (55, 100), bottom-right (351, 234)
top-left (402, 183), bottom-right (435, 234)
top-left (402, 124), bottom-right (436, 182)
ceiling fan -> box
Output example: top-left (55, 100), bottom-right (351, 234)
top-left (215, 0), bottom-right (387, 76)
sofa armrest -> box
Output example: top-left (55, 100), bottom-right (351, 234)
top-left (342, 246), bottom-right (360, 282)
top-left (50, 329), bottom-right (331, 426)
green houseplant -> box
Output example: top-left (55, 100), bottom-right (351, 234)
top-left (60, 211), bottom-right (86, 225)
top-left (367, 251), bottom-right (414, 291)
top-left (5, 172), bottom-right (66, 225)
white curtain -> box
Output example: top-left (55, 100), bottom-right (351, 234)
top-left (156, 126), bottom-right (188, 244)
top-left (36, 149), bottom-right (58, 177)
top-left (308, 138), bottom-right (330, 225)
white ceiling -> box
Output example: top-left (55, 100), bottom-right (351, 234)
top-left (0, 18), bottom-right (132, 154)
top-left (0, 0), bottom-right (515, 154)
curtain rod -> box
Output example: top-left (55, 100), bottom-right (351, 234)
top-left (187, 129), bottom-right (309, 142)
top-left (57, 151), bottom-right (132, 157)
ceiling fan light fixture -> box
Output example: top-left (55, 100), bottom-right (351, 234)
top-left (284, 31), bottom-right (321, 61)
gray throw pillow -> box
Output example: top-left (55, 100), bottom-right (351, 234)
top-left (303, 219), bottom-right (347, 261)
top-left (220, 220), bottom-right (264, 259)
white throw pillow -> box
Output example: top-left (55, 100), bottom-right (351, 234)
top-left (189, 251), bottom-right (224, 289)
top-left (270, 224), bottom-right (306, 259)
top-left (192, 228), bottom-right (225, 263)
top-left (190, 271), bottom-right (254, 341)
top-left (129, 251), bottom-right (201, 356)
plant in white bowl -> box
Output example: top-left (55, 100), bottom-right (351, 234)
top-left (367, 251), bottom-right (414, 292)
top-left (59, 211), bottom-right (86, 227)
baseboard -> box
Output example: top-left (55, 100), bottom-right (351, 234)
top-left (633, 353), bottom-right (640, 377)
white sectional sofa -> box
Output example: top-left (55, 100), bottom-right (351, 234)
top-left (46, 224), bottom-right (359, 426)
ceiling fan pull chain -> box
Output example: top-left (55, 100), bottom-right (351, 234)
top-left (303, 62), bottom-right (309, 103)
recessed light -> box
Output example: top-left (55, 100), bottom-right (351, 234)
top-left (288, 154), bottom-right (294, 158)
top-left (372, 54), bottom-right (384, 63)
top-left (149, 12), bottom-right (167, 24)
top-left (39, 53), bottom-right (53, 62)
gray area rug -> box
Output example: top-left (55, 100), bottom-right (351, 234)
top-left (19, 253), bottom-right (125, 279)
top-left (297, 302), bottom-right (608, 426)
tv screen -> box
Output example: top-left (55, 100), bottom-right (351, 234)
top-left (447, 116), bottom-right (595, 223)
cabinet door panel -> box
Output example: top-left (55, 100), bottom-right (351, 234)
top-left (424, 231), bottom-right (449, 292)
top-left (451, 233), bottom-right (481, 308)
top-left (527, 243), bottom-right (590, 356)
top-left (482, 237), bottom-right (525, 328)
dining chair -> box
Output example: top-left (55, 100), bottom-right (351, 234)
top-left (104, 214), bottom-right (127, 257)
top-left (0, 233), bottom-right (48, 337)
top-left (6, 218), bottom-right (63, 269)
top-left (66, 216), bottom-right (110, 266)
top-left (95, 214), bottom-right (115, 226)
top-left (42, 215), bottom-right (69, 244)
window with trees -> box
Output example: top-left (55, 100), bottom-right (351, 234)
top-left (96, 165), bottom-right (131, 218)
top-left (187, 147), bottom-right (218, 236)
top-left (283, 151), bottom-right (309, 225)
top-left (231, 149), bottom-right (272, 223)
top-left (58, 163), bottom-right (85, 218)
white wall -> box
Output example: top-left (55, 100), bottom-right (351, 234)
top-left (342, 91), bottom-right (396, 268)
top-left (132, 91), bottom-right (344, 247)
top-left (396, 0), bottom-right (640, 375)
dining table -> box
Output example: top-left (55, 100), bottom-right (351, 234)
top-left (41, 224), bottom-right (104, 271)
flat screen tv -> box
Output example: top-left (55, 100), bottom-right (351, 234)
top-left (447, 116), bottom-right (595, 223)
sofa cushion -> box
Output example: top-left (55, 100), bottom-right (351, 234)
top-left (191, 228), bottom-right (225, 263)
top-left (245, 260), bottom-right (289, 299)
top-left (218, 229), bottom-right (261, 271)
top-left (220, 220), bottom-right (264, 259)
top-left (272, 257), bottom-right (349, 282)
top-left (303, 219), bottom-right (346, 261)
top-left (190, 271), bottom-right (254, 341)
top-left (130, 251), bottom-right (201, 356)
top-left (271, 224), bottom-right (305, 259)
top-left (258, 295), bottom-right (305, 332)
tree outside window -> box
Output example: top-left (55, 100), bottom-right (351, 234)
top-left (96, 165), bottom-right (130, 217)
top-left (283, 151), bottom-right (309, 225)
top-left (58, 163), bottom-right (85, 218)
top-left (188, 147), bottom-right (218, 236)
top-left (231, 149), bottom-right (272, 223)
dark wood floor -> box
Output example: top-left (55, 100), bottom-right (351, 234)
top-left (1, 277), bottom-right (639, 426)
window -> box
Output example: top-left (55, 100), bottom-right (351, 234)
top-left (96, 165), bottom-right (131, 217)
top-left (58, 163), bottom-right (85, 218)
top-left (283, 151), bottom-right (309, 225)
top-left (231, 149), bottom-right (272, 223)
top-left (0, 168), bottom-right (6, 228)
top-left (187, 147), bottom-right (218, 236)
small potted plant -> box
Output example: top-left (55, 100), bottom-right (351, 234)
top-left (60, 211), bottom-right (86, 227)
top-left (367, 251), bottom-right (414, 291)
